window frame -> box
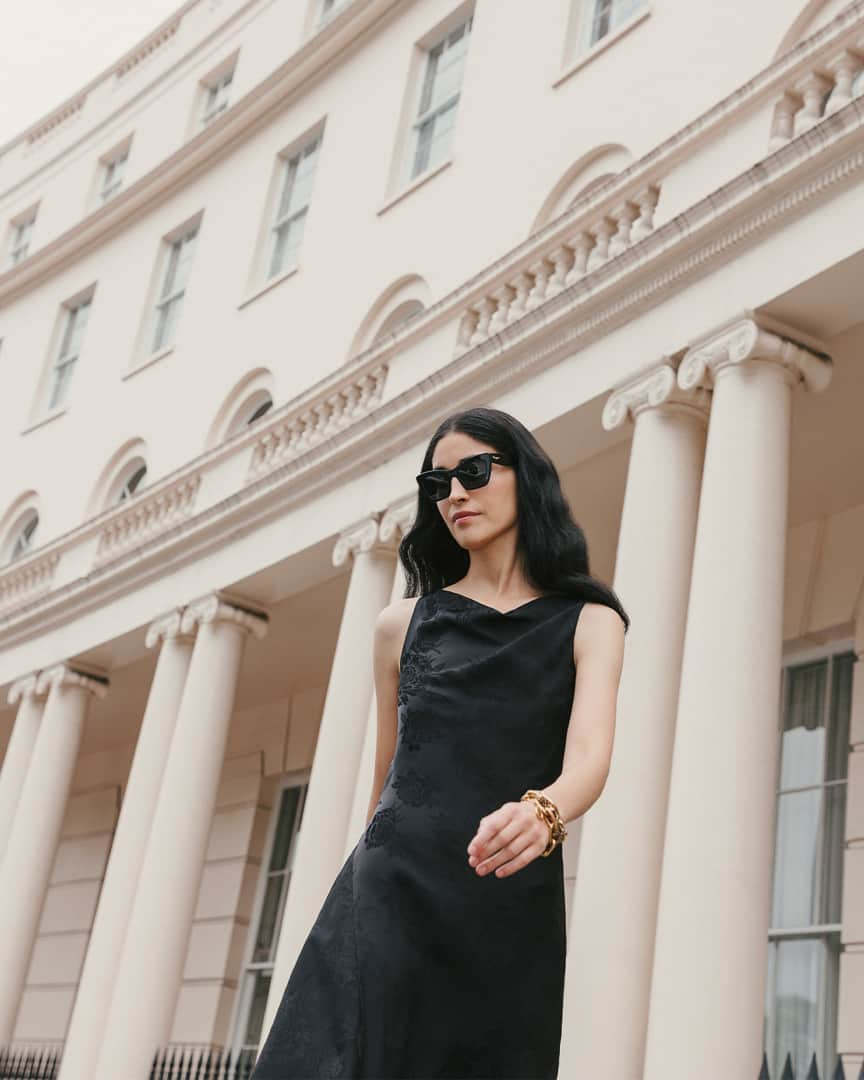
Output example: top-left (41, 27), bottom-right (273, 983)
top-left (201, 68), bottom-right (234, 126)
top-left (46, 295), bottom-right (93, 411)
top-left (229, 772), bottom-right (311, 1066)
top-left (407, 13), bottom-right (473, 183)
top-left (99, 149), bottom-right (129, 204)
top-left (763, 641), bottom-right (855, 1077)
top-left (7, 510), bottom-right (39, 563)
top-left (151, 224), bottom-right (199, 355)
top-left (7, 210), bottom-right (37, 268)
top-left (267, 134), bottom-right (322, 281)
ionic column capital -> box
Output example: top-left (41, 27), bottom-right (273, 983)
top-left (332, 515), bottom-right (387, 567)
top-left (602, 361), bottom-right (711, 431)
top-left (145, 607), bottom-right (196, 649)
top-left (36, 664), bottom-right (109, 699)
top-left (179, 593), bottom-right (269, 639)
top-left (7, 673), bottom-right (44, 706)
top-left (678, 315), bottom-right (832, 394)
top-left (379, 497), bottom-right (417, 545)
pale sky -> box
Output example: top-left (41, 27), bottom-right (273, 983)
top-left (0, 1), bottom-right (184, 146)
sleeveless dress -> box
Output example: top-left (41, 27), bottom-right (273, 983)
top-left (251, 587), bottom-right (585, 1080)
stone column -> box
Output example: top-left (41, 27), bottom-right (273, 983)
top-left (58, 610), bottom-right (195, 1080)
top-left (837, 608), bottom-right (864, 1066)
top-left (642, 315), bottom-right (832, 1079)
top-left (0, 663), bottom-right (108, 1045)
top-left (261, 515), bottom-right (396, 1040)
top-left (93, 594), bottom-right (267, 1080)
top-left (0, 674), bottom-right (46, 864)
top-left (558, 363), bottom-right (710, 1078)
top-left (344, 498), bottom-right (415, 858)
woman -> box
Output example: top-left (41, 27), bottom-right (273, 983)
top-left (252, 405), bottom-right (629, 1079)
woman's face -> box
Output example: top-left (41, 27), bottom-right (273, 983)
top-left (430, 431), bottom-right (518, 551)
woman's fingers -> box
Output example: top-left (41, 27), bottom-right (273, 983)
top-left (469, 802), bottom-right (547, 877)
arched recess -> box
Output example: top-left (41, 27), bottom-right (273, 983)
top-left (348, 274), bottom-right (431, 358)
top-left (0, 491), bottom-right (40, 565)
top-left (205, 368), bottom-right (275, 449)
top-left (86, 438), bottom-right (150, 518)
top-left (530, 144), bottom-right (635, 234)
top-left (773, 0), bottom-right (854, 59)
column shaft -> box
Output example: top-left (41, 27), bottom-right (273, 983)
top-left (58, 613), bottom-right (193, 1080)
top-left (0, 665), bottom-right (107, 1045)
top-left (93, 596), bottom-right (266, 1080)
top-left (643, 319), bottom-right (832, 1077)
top-left (261, 518), bottom-right (395, 1040)
top-left (559, 365), bottom-right (709, 1077)
top-left (0, 676), bottom-right (45, 865)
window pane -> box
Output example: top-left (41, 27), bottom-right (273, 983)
top-left (780, 661), bottom-right (827, 790)
top-left (252, 876), bottom-right (285, 963)
top-left (819, 783), bottom-right (845, 925)
top-left (765, 937), bottom-right (832, 1079)
top-left (771, 787), bottom-right (822, 928)
top-left (243, 971), bottom-right (271, 1045)
top-left (827, 652), bottom-right (854, 782)
top-left (270, 787), bottom-right (300, 871)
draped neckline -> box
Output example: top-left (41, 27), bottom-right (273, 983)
top-left (435, 587), bottom-right (557, 618)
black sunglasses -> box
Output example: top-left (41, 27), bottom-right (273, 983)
top-left (416, 452), bottom-right (512, 502)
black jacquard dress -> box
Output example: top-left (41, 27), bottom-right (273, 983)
top-left (252, 588), bottom-right (585, 1079)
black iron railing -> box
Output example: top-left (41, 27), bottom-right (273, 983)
top-left (759, 1050), bottom-right (863, 1079)
top-left (0, 1045), bottom-right (256, 1080)
top-left (0, 1045), bottom-right (60, 1079)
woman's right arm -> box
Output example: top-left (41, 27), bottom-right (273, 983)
top-left (364, 597), bottom-right (418, 827)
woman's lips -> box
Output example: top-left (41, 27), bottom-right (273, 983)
top-left (453, 512), bottom-right (478, 523)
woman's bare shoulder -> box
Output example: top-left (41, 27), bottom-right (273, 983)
top-left (375, 596), bottom-right (423, 664)
top-left (573, 602), bottom-right (626, 661)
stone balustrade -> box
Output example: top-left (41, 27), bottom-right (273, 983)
top-left (248, 363), bottom-right (387, 478)
top-left (0, 552), bottom-right (61, 616)
top-left (770, 40), bottom-right (864, 148)
top-left (94, 476), bottom-right (203, 567)
top-left (454, 183), bottom-right (661, 356)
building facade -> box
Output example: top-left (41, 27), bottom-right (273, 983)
top-left (0, 0), bottom-right (862, 1076)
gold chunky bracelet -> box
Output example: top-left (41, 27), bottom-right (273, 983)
top-left (520, 789), bottom-right (568, 857)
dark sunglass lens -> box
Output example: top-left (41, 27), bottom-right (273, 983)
top-left (458, 456), bottom-right (489, 488)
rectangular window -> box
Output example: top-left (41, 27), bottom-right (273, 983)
top-left (100, 150), bottom-right (129, 204)
top-left (268, 136), bottom-right (321, 279)
top-left (232, 781), bottom-right (308, 1068)
top-left (763, 649), bottom-right (854, 1078)
top-left (48, 298), bottom-right (92, 410)
top-left (201, 69), bottom-right (234, 126)
top-left (409, 14), bottom-right (473, 182)
top-left (8, 213), bottom-right (36, 268)
top-left (152, 226), bottom-right (199, 353)
top-left (584, 0), bottom-right (646, 47)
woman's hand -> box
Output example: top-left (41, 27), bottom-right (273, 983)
top-left (466, 800), bottom-right (550, 878)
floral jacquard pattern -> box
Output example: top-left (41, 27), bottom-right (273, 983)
top-left (253, 591), bottom-right (587, 1080)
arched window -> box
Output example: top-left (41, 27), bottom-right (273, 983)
top-left (245, 395), bottom-right (274, 427)
top-left (115, 461), bottom-right (148, 503)
top-left (8, 511), bottom-right (38, 563)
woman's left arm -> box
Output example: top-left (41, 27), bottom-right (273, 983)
top-left (536, 601), bottom-right (626, 825)
top-left (466, 602), bottom-right (626, 878)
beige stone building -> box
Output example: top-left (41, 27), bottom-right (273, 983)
top-left (0, 0), bottom-right (862, 1077)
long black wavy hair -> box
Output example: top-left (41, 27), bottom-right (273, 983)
top-left (399, 405), bottom-right (630, 632)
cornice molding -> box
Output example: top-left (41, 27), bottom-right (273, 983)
top-left (678, 315), bottom-right (833, 393)
top-left (0, 47), bottom-right (861, 647)
top-left (602, 361), bottom-right (711, 431)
